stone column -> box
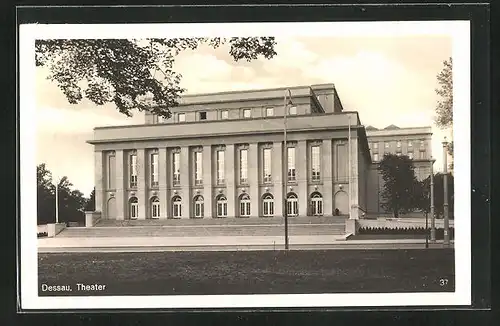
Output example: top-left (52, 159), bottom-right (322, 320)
top-left (137, 149), bottom-right (147, 220)
top-left (272, 141), bottom-right (283, 217)
top-left (322, 139), bottom-right (333, 216)
top-left (203, 145), bottom-right (213, 218)
top-left (249, 143), bottom-right (259, 217)
top-left (159, 147), bottom-right (168, 219)
top-left (296, 140), bottom-right (308, 217)
top-left (94, 151), bottom-right (104, 214)
top-left (115, 150), bottom-right (125, 220)
top-left (225, 144), bottom-right (236, 218)
top-left (180, 146), bottom-right (191, 219)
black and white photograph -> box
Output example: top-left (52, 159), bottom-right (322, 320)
top-left (19, 18), bottom-right (473, 310)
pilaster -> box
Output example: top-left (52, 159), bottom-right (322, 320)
top-left (94, 151), bottom-right (104, 214)
top-left (272, 141), bottom-right (283, 217)
top-left (322, 139), bottom-right (333, 216)
top-left (136, 148), bottom-right (147, 220)
top-left (249, 143), bottom-right (259, 217)
top-left (159, 147), bottom-right (168, 219)
top-left (296, 140), bottom-right (308, 216)
top-left (203, 145), bottom-right (213, 218)
top-left (225, 144), bottom-right (236, 218)
top-left (180, 146), bottom-right (191, 218)
top-left (349, 138), bottom-right (360, 219)
top-left (115, 150), bottom-right (125, 220)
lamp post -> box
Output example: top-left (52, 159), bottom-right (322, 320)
top-left (430, 157), bottom-right (436, 242)
top-left (442, 137), bottom-right (450, 246)
top-left (348, 114), bottom-right (352, 219)
top-left (283, 89), bottom-right (293, 250)
top-left (54, 177), bottom-right (59, 224)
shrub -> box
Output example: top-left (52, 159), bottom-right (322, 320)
top-left (37, 232), bottom-right (48, 238)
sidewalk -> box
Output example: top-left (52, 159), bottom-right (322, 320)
top-left (38, 235), bottom-right (454, 253)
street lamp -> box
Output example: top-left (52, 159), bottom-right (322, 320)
top-left (54, 177), bottom-right (60, 224)
top-left (430, 157), bottom-right (436, 242)
top-left (283, 89), bottom-right (293, 250)
top-left (442, 137), bottom-right (450, 246)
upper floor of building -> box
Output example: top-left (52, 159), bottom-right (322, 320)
top-left (365, 125), bottom-right (433, 162)
top-left (144, 83), bottom-right (345, 125)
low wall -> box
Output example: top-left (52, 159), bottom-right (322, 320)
top-left (358, 218), bottom-right (454, 229)
top-left (47, 223), bottom-right (66, 237)
top-left (85, 211), bottom-right (102, 227)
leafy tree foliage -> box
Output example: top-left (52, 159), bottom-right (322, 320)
top-left (37, 164), bottom-right (89, 225)
top-left (377, 154), bottom-right (418, 218)
top-left (85, 187), bottom-right (96, 211)
top-left (434, 57), bottom-right (454, 170)
top-left (419, 173), bottom-right (455, 219)
top-left (35, 37), bottom-right (277, 118)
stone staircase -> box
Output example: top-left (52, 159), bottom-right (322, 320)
top-left (57, 216), bottom-right (348, 238)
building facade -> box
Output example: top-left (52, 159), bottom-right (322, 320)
top-left (87, 84), bottom-right (432, 220)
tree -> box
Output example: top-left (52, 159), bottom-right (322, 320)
top-left (36, 164), bottom-right (88, 224)
top-left (377, 154), bottom-right (419, 218)
top-left (35, 37), bottom-right (277, 118)
top-left (434, 57), bottom-right (454, 170)
top-left (85, 187), bottom-right (96, 211)
top-left (420, 173), bottom-right (455, 219)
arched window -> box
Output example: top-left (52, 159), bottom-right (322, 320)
top-left (129, 197), bottom-right (138, 219)
top-left (239, 193), bottom-right (251, 217)
top-left (193, 195), bottom-right (204, 218)
top-left (151, 196), bottom-right (160, 219)
top-left (310, 192), bottom-right (323, 216)
top-left (286, 193), bottom-right (298, 217)
top-left (216, 194), bottom-right (228, 218)
top-left (262, 194), bottom-right (274, 217)
top-left (172, 196), bottom-right (182, 218)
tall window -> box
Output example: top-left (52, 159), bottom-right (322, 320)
top-left (240, 149), bottom-right (248, 184)
top-left (193, 195), bottom-right (204, 218)
top-left (243, 109), bottom-right (251, 118)
top-left (408, 140), bottom-right (413, 148)
top-left (408, 152), bottom-right (414, 160)
top-left (373, 153), bottom-right (379, 161)
top-left (172, 196), bottom-right (182, 218)
top-left (385, 142), bottom-right (390, 149)
top-left (239, 194), bottom-right (251, 217)
top-left (217, 150), bottom-right (225, 184)
top-left (221, 110), bottom-right (229, 120)
top-left (289, 106), bottom-right (297, 115)
top-left (311, 193), bottom-right (323, 216)
top-left (263, 148), bottom-right (272, 183)
top-left (373, 142), bottom-right (379, 149)
top-left (266, 107), bottom-right (274, 117)
top-left (287, 193), bottom-right (298, 217)
top-left (108, 154), bottom-right (116, 189)
top-left (216, 195), bottom-right (227, 218)
top-left (420, 140), bottom-right (425, 148)
top-left (194, 151), bottom-right (203, 185)
top-left (129, 197), bottom-right (138, 219)
top-left (178, 113), bottom-right (186, 122)
top-left (199, 111), bottom-right (207, 120)
top-left (172, 152), bottom-right (180, 185)
top-left (262, 194), bottom-right (274, 217)
top-left (151, 197), bottom-right (160, 219)
top-left (287, 147), bottom-right (296, 181)
top-left (397, 141), bottom-right (402, 148)
top-left (130, 154), bottom-right (138, 188)
top-left (311, 146), bottom-right (321, 181)
top-left (151, 153), bottom-right (159, 187)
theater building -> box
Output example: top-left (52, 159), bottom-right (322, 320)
top-left (87, 83), bottom-right (432, 220)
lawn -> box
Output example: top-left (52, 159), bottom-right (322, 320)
top-left (38, 249), bottom-right (455, 296)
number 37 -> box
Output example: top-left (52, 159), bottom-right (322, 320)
top-left (439, 278), bottom-right (449, 286)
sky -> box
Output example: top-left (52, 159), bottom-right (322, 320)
top-left (35, 34), bottom-right (453, 197)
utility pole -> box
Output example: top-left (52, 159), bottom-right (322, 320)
top-left (442, 137), bottom-right (450, 246)
top-left (430, 157), bottom-right (436, 242)
top-left (283, 89), bottom-right (292, 250)
top-left (55, 178), bottom-right (59, 224)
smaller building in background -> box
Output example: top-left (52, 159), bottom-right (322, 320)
top-left (364, 124), bottom-right (433, 214)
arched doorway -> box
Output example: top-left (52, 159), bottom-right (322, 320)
top-left (216, 194), bottom-right (227, 218)
top-left (106, 197), bottom-right (116, 219)
top-left (334, 191), bottom-right (348, 215)
top-left (262, 193), bottom-right (274, 217)
top-left (193, 195), bottom-right (204, 218)
top-left (286, 193), bottom-right (298, 217)
top-left (150, 196), bottom-right (160, 219)
top-left (239, 193), bottom-right (251, 217)
top-left (310, 192), bottom-right (323, 216)
top-left (129, 197), bottom-right (138, 220)
top-left (172, 195), bottom-right (182, 218)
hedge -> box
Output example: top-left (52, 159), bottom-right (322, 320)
top-left (358, 227), bottom-right (455, 239)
